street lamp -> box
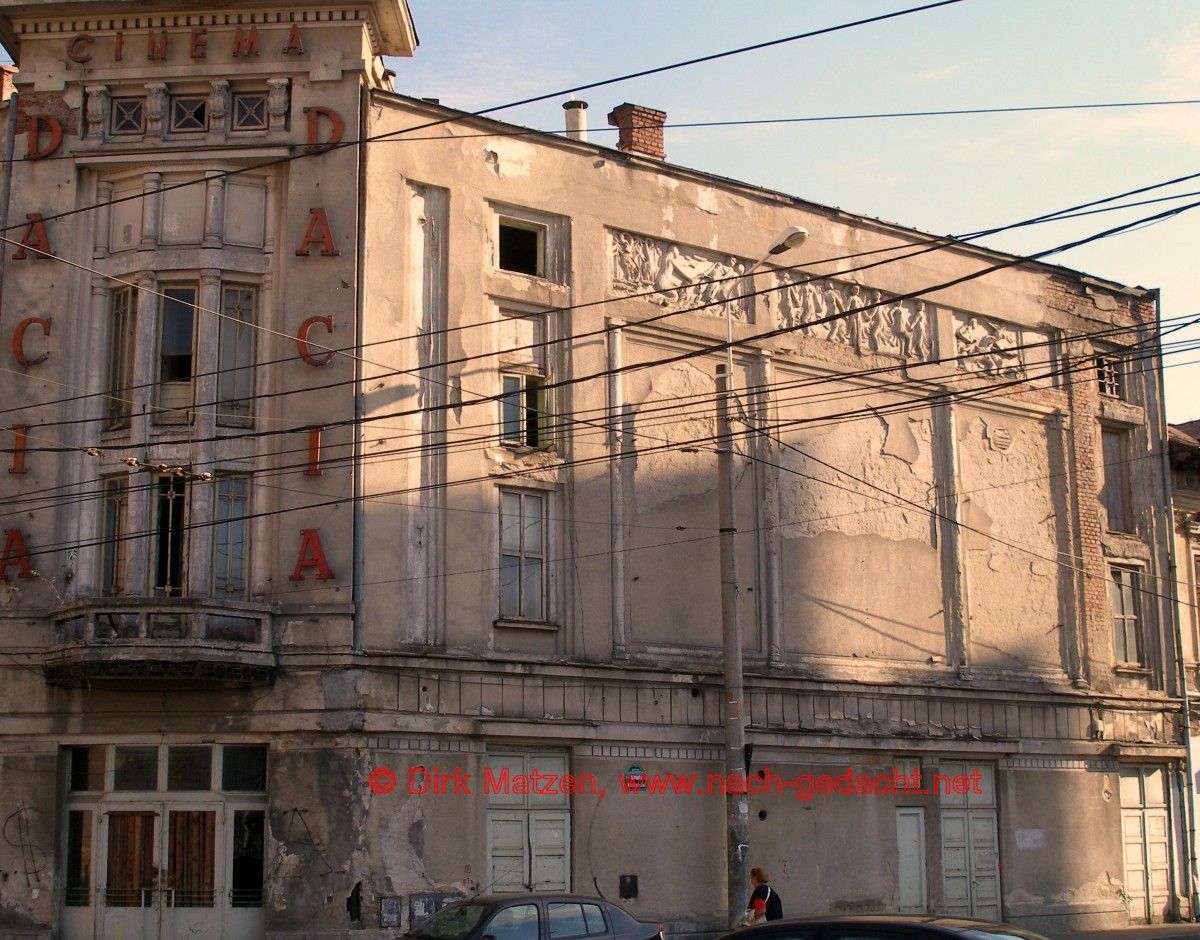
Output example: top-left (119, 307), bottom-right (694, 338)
top-left (717, 224), bottom-right (806, 927)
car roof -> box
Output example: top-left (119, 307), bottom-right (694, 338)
top-left (458, 894), bottom-right (616, 906)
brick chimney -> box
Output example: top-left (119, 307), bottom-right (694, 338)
top-left (607, 102), bottom-right (666, 159)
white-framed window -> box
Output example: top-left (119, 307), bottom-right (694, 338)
top-left (212, 475), bottom-right (249, 598)
top-left (216, 285), bottom-right (256, 427)
top-left (1109, 564), bottom-right (1146, 666)
top-left (1099, 426), bottom-right (1134, 533)
top-left (105, 285), bottom-right (136, 430)
top-left (490, 203), bottom-right (568, 283)
top-left (497, 307), bottom-right (551, 449)
top-left (499, 489), bottom-right (548, 621)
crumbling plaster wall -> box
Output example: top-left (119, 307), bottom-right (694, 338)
top-left (957, 407), bottom-right (1069, 673)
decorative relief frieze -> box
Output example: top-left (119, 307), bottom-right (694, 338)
top-left (774, 273), bottom-right (933, 361)
top-left (953, 313), bottom-right (1053, 379)
top-left (610, 229), bottom-right (753, 323)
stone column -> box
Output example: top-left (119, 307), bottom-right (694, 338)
top-left (203, 171), bottom-right (226, 249)
top-left (93, 180), bottom-right (113, 259)
top-left (138, 172), bottom-right (162, 251)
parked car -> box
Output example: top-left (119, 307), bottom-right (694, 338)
top-left (404, 893), bottom-right (665, 940)
top-left (721, 915), bottom-right (1052, 940)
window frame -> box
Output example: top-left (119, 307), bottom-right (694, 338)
top-left (216, 283), bottom-right (257, 428)
top-left (211, 474), bottom-right (250, 599)
top-left (151, 474), bottom-right (188, 597)
top-left (110, 97), bottom-right (146, 137)
top-left (1096, 348), bottom-right (1127, 400)
top-left (1099, 425), bottom-right (1134, 534)
top-left (496, 217), bottom-right (546, 278)
top-left (99, 474), bottom-right (129, 595)
top-left (500, 372), bottom-right (548, 448)
top-left (169, 95), bottom-right (209, 134)
top-left (154, 283), bottom-right (199, 425)
top-left (230, 92), bottom-right (269, 133)
top-left (105, 285), bottom-right (136, 430)
top-left (498, 488), bottom-right (550, 623)
top-left (1109, 563), bottom-right (1147, 667)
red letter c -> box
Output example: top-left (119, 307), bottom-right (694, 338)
top-left (12, 317), bottom-right (51, 367)
top-left (296, 316), bottom-right (334, 366)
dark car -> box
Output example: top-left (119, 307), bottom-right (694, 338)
top-left (405, 894), bottom-right (665, 940)
top-left (721, 915), bottom-right (1052, 940)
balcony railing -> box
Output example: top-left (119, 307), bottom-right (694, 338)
top-left (45, 597), bottom-right (276, 685)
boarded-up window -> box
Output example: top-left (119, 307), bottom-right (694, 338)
top-left (105, 812), bottom-right (156, 907)
top-left (167, 810), bottom-right (216, 907)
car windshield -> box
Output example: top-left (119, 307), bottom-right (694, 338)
top-left (408, 902), bottom-right (490, 940)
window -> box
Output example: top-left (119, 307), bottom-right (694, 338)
top-left (231, 93), bottom-right (268, 132)
top-left (1100, 427), bottom-right (1133, 532)
top-left (157, 286), bottom-right (197, 423)
top-left (99, 476), bottom-right (128, 595)
top-left (168, 746), bottom-right (212, 791)
top-left (110, 98), bottom-right (145, 136)
top-left (230, 810), bottom-right (265, 907)
top-left (501, 374), bottom-right (547, 447)
top-left (69, 745), bottom-right (106, 792)
top-left (1110, 565), bottom-right (1145, 666)
top-left (65, 810), bottom-right (92, 907)
top-left (114, 746), bottom-right (158, 791)
top-left (170, 96), bottom-right (208, 133)
top-left (212, 475), bottom-right (249, 597)
top-left (548, 903), bottom-right (607, 938)
top-left (105, 286), bottom-right (135, 429)
top-left (216, 285), bottom-right (255, 426)
top-left (498, 310), bottom-right (549, 448)
top-left (487, 904), bottom-right (541, 940)
top-left (1097, 349), bottom-right (1126, 399)
top-left (222, 745), bottom-right (267, 792)
top-left (153, 476), bottom-right (187, 596)
top-left (498, 219), bottom-right (544, 276)
top-left (499, 490), bottom-right (547, 621)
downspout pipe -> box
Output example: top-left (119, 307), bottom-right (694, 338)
top-left (1155, 287), bottom-right (1200, 919)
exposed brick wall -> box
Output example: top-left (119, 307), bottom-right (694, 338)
top-left (606, 102), bottom-right (666, 160)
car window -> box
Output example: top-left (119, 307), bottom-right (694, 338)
top-left (825, 930), bottom-right (916, 940)
top-left (409, 902), bottom-right (489, 939)
top-left (549, 903), bottom-right (608, 938)
top-left (581, 904), bottom-right (607, 935)
top-left (487, 903), bottom-right (541, 940)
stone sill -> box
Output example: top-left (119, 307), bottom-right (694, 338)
top-left (494, 618), bottom-right (559, 633)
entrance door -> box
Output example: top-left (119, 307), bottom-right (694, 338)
top-left (101, 807), bottom-right (159, 939)
top-left (939, 761), bottom-right (1000, 920)
top-left (484, 751), bottom-right (571, 894)
top-left (1120, 765), bottom-right (1171, 923)
top-left (99, 803), bottom-right (224, 939)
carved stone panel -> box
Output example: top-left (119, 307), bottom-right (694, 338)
top-left (952, 312), bottom-right (1054, 379)
top-left (774, 272), bottom-right (933, 361)
top-left (610, 229), bottom-right (753, 323)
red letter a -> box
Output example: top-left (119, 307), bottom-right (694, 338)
top-left (289, 528), bottom-right (334, 581)
top-left (0, 529), bottom-right (33, 579)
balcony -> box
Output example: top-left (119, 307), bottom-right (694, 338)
top-left (45, 597), bottom-right (276, 685)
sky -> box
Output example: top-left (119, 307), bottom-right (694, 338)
top-left (393, 0), bottom-right (1200, 424)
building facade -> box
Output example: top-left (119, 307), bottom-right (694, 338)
top-left (0, 1), bottom-right (1192, 937)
